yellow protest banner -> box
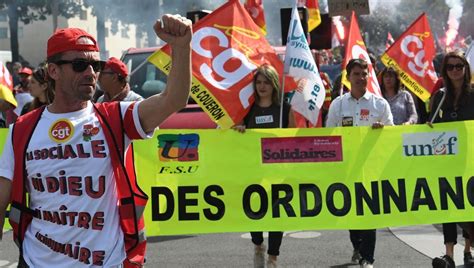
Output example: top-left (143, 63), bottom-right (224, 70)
top-left (1, 122), bottom-right (474, 236)
top-left (0, 129), bottom-right (11, 231)
top-left (132, 122), bottom-right (474, 235)
top-left (0, 129), bottom-right (6, 154)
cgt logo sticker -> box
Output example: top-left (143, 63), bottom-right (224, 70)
top-left (157, 134), bottom-right (199, 162)
top-left (49, 119), bottom-right (74, 143)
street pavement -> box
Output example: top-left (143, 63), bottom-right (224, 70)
top-left (2, 224), bottom-right (470, 267)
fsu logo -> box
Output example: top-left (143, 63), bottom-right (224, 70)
top-left (49, 119), bottom-right (74, 143)
top-left (157, 134), bottom-right (199, 162)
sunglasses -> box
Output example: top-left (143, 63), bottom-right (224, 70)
top-left (446, 63), bottom-right (465, 71)
top-left (100, 71), bottom-right (116, 75)
top-left (54, 59), bottom-right (105, 72)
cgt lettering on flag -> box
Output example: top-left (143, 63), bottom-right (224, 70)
top-left (381, 13), bottom-right (438, 101)
top-left (188, 0), bottom-right (285, 127)
top-left (192, 26), bottom-right (258, 92)
top-left (148, 0), bottom-right (285, 128)
top-left (400, 32), bottom-right (437, 79)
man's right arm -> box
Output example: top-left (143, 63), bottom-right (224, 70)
top-left (0, 176), bottom-right (11, 240)
top-left (137, 14), bottom-right (192, 133)
top-left (326, 97), bottom-right (341, 127)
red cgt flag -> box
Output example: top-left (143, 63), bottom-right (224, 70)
top-left (341, 12), bottom-right (381, 96)
top-left (149, 0), bottom-right (287, 128)
top-left (381, 13), bottom-right (437, 101)
top-left (244, 0), bottom-right (266, 35)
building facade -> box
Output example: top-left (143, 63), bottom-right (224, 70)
top-left (0, 7), bottom-right (141, 67)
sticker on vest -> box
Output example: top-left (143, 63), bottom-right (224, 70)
top-left (342, 116), bottom-right (353, 127)
top-left (255, 115), bottom-right (274, 124)
top-left (360, 109), bottom-right (370, 121)
top-left (83, 124), bottom-right (100, 141)
top-left (49, 119), bottom-right (74, 143)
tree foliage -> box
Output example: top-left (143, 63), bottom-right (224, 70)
top-left (2, 0), bottom-right (473, 64)
top-left (0, 0), bottom-right (83, 62)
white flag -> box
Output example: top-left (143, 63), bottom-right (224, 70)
top-left (466, 43), bottom-right (474, 84)
top-left (283, 5), bottom-right (325, 125)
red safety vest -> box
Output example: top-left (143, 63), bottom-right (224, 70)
top-left (9, 102), bottom-right (148, 267)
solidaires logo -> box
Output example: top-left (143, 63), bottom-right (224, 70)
top-left (157, 134), bottom-right (199, 162)
top-left (261, 136), bottom-right (343, 163)
top-left (402, 131), bottom-right (458, 156)
top-left (49, 119), bottom-right (74, 143)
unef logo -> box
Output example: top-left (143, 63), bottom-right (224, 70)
top-left (49, 119), bottom-right (74, 143)
top-left (402, 131), bottom-right (458, 156)
top-left (158, 134), bottom-right (199, 162)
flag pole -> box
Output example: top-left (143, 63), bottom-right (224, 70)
top-left (279, 75), bottom-right (285, 128)
top-left (280, 1), bottom-right (296, 128)
top-left (430, 89), bottom-right (446, 125)
top-left (280, 2), bottom-right (294, 129)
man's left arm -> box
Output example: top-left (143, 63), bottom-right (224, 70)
top-left (380, 100), bottom-right (394, 126)
top-left (325, 97), bottom-right (341, 127)
top-left (404, 92), bottom-right (418, 125)
top-left (372, 99), bottom-right (394, 129)
top-left (138, 14), bottom-right (192, 133)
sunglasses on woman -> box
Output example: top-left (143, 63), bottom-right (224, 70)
top-left (446, 63), bottom-right (465, 71)
top-left (54, 59), bottom-right (106, 72)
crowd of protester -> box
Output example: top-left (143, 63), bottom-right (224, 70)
top-left (0, 30), bottom-right (472, 268)
top-left (230, 49), bottom-right (473, 268)
top-left (0, 55), bottom-right (141, 126)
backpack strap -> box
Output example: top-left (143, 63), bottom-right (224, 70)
top-left (93, 102), bottom-right (148, 267)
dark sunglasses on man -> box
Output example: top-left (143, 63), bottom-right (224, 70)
top-left (445, 63), bottom-right (465, 71)
top-left (53, 59), bottom-right (106, 72)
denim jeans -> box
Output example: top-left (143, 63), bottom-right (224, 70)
top-left (350, 229), bottom-right (376, 264)
top-left (251, 231), bottom-right (284, 256)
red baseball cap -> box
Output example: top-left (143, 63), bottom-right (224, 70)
top-left (19, 67), bottom-right (32, 75)
top-left (47, 28), bottom-right (99, 58)
top-left (104, 57), bottom-right (128, 77)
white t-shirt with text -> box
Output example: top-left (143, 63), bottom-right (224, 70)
top-left (0, 101), bottom-right (150, 267)
top-left (326, 91), bottom-right (394, 127)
